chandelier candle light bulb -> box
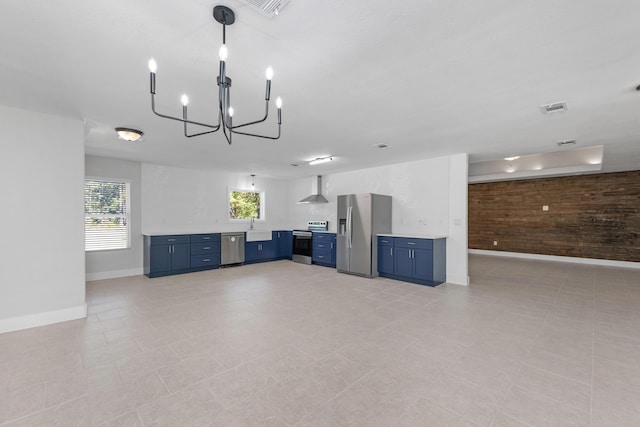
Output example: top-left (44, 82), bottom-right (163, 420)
top-left (276, 97), bottom-right (282, 124)
top-left (147, 5), bottom-right (282, 143)
top-left (148, 58), bottom-right (157, 94)
top-left (265, 66), bottom-right (273, 100)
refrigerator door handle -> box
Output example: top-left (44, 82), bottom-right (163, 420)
top-left (347, 206), bottom-right (353, 249)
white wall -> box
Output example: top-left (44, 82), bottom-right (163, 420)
top-left (0, 105), bottom-right (86, 333)
top-left (141, 163), bottom-right (292, 234)
top-left (290, 154), bottom-right (469, 285)
top-left (85, 156), bottom-right (143, 281)
top-left (447, 153), bottom-right (469, 285)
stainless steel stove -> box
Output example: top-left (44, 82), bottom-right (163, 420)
top-left (292, 220), bottom-right (328, 264)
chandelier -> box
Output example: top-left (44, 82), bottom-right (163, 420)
top-left (147, 5), bottom-right (282, 144)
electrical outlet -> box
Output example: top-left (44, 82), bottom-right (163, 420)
top-left (542, 205), bottom-right (549, 211)
top-left (493, 240), bottom-right (498, 246)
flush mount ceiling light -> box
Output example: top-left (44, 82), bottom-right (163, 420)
top-left (540, 101), bottom-right (568, 114)
top-left (309, 156), bottom-right (333, 166)
top-left (147, 5), bottom-right (282, 145)
top-left (557, 139), bottom-right (577, 147)
top-left (115, 128), bottom-right (144, 142)
top-left (504, 156), bottom-right (520, 161)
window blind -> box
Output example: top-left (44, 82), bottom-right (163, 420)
top-left (84, 179), bottom-right (130, 251)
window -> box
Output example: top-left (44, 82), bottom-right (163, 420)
top-left (229, 190), bottom-right (263, 220)
top-left (85, 178), bottom-right (130, 251)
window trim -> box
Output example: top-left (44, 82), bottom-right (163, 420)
top-left (228, 187), bottom-right (266, 222)
top-left (85, 176), bottom-right (131, 252)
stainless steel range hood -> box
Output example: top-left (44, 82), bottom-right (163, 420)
top-left (298, 175), bottom-right (329, 204)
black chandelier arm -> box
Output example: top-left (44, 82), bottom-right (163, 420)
top-left (229, 101), bottom-right (270, 130)
top-left (230, 124), bottom-right (281, 140)
top-left (183, 124), bottom-right (219, 138)
top-left (151, 95), bottom-right (221, 130)
top-left (220, 98), bottom-right (233, 145)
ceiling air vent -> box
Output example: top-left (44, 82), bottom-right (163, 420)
top-left (541, 101), bottom-right (568, 114)
top-left (240, 0), bottom-right (291, 17)
top-left (556, 139), bottom-right (577, 147)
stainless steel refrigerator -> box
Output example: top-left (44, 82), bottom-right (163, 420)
top-left (337, 193), bottom-right (392, 278)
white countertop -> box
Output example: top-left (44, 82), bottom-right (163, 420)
top-left (378, 233), bottom-right (448, 239)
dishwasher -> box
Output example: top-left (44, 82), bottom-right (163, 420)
top-left (221, 232), bottom-right (245, 266)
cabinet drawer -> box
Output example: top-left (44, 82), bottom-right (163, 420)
top-left (191, 242), bottom-right (220, 255)
top-left (191, 233), bottom-right (220, 243)
top-left (394, 238), bottom-right (433, 250)
top-left (313, 241), bottom-right (333, 251)
top-left (191, 254), bottom-right (219, 268)
top-left (150, 235), bottom-right (190, 245)
top-left (313, 246), bottom-right (332, 262)
top-left (378, 236), bottom-right (393, 247)
top-left (313, 232), bottom-right (335, 241)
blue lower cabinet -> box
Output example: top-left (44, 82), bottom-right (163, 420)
top-left (312, 232), bottom-right (336, 267)
top-left (274, 231), bottom-right (292, 259)
top-left (245, 239), bottom-right (277, 264)
top-left (189, 234), bottom-right (220, 271)
top-left (144, 235), bottom-right (192, 278)
top-left (144, 234), bottom-right (221, 278)
top-left (378, 236), bottom-right (446, 286)
top-left (377, 238), bottom-right (394, 275)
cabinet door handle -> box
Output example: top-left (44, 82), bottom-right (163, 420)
top-left (203, 247), bottom-right (210, 250)
top-left (203, 259), bottom-right (210, 262)
top-left (168, 239), bottom-right (176, 242)
top-left (381, 240), bottom-right (388, 243)
top-left (390, 248), bottom-right (393, 256)
top-left (203, 237), bottom-right (210, 240)
top-left (408, 242), bottom-right (415, 245)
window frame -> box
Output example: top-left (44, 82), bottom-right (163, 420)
top-left (84, 176), bottom-right (131, 252)
top-left (228, 188), bottom-right (266, 222)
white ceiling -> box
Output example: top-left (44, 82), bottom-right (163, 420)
top-left (1, 0), bottom-right (639, 178)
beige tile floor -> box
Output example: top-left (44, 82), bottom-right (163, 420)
top-left (1, 255), bottom-right (640, 426)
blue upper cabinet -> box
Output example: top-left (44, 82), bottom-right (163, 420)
top-left (378, 236), bottom-right (446, 286)
top-left (312, 232), bottom-right (336, 267)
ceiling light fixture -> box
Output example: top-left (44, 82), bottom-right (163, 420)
top-left (309, 156), bottom-right (333, 166)
top-left (147, 5), bottom-right (282, 145)
top-left (115, 128), bottom-right (144, 142)
top-left (504, 156), bottom-right (520, 161)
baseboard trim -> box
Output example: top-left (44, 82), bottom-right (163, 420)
top-left (469, 249), bottom-right (640, 270)
top-left (0, 303), bottom-right (87, 334)
top-left (86, 268), bottom-right (143, 282)
top-left (445, 274), bottom-right (470, 286)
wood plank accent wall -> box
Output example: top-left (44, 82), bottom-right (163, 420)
top-left (468, 170), bottom-right (640, 262)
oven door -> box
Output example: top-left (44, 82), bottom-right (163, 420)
top-left (292, 232), bottom-right (312, 264)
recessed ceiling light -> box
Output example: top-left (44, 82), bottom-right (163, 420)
top-left (115, 128), bottom-right (144, 142)
top-left (504, 156), bottom-right (520, 161)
